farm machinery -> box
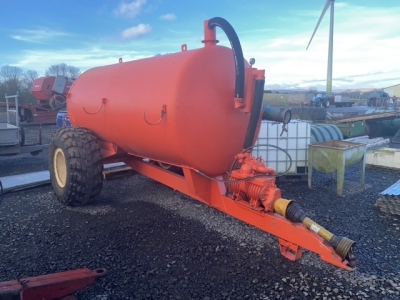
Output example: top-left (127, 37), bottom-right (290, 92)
top-left (48, 18), bottom-right (356, 270)
top-left (309, 92), bottom-right (354, 108)
top-left (367, 91), bottom-right (390, 107)
top-left (309, 92), bottom-right (331, 108)
top-left (0, 93), bottom-right (44, 156)
top-left (0, 75), bottom-right (73, 123)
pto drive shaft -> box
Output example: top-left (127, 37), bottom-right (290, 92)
top-left (274, 198), bottom-right (356, 267)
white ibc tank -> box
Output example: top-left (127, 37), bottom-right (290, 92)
top-left (253, 120), bottom-right (311, 174)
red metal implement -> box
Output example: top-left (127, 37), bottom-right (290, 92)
top-left (0, 268), bottom-right (106, 300)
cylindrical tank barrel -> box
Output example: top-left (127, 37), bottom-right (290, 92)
top-left (67, 45), bottom-right (251, 176)
top-left (311, 124), bottom-right (343, 144)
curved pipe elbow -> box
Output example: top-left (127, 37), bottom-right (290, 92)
top-left (208, 17), bottom-right (245, 99)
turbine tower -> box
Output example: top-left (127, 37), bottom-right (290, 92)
top-left (306, 0), bottom-right (335, 95)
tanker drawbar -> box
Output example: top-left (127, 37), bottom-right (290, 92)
top-left (49, 17), bottom-right (356, 270)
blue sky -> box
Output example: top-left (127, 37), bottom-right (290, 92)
top-left (1, 0), bottom-right (399, 90)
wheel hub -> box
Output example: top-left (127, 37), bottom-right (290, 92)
top-left (54, 148), bottom-right (67, 188)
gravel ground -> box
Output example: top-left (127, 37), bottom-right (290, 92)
top-left (1, 121), bottom-right (400, 299)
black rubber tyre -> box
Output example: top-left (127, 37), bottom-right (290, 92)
top-left (30, 150), bottom-right (41, 156)
top-left (52, 95), bottom-right (66, 109)
top-left (49, 127), bottom-right (103, 206)
top-left (323, 100), bottom-right (330, 108)
top-left (25, 109), bottom-right (33, 123)
top-left (19, 126), bottom-right (25, 146)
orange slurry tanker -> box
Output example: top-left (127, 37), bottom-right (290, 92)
top-left (49, 17), bottom-right (356, 270)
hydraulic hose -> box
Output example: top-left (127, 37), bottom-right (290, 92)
top-left (243, 79), bottom-right (265, 149)
top-left (207, 18), bottom-right (263, 150)
top-left (208, 17), bottom-right (245, 99)
top-left (0, 180), bottom-right (3, 205)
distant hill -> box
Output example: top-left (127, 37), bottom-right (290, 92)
top-left (265, 87), bottom-right (383, 95)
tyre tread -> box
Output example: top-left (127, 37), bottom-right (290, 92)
top-left (49, 127), bottom-right (103, 206)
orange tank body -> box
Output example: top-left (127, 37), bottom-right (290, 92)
top-left (48, 19), bottom-right (356, 271)
top-left (67, 44), bottom-right (252, 176)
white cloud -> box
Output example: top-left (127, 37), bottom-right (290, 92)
top-left (11, 28), bottom-right (69, 43)
top-left (114, 0), bottom-right (147, 18)
top-left (4, 3), bottom-right (400, 90)
top-left (121, 24), bottom-right (152, 39)
top-left (12, 46), bottom-right (153, 76)
top-left (160, 13), bottom-right (177, 21)
top-left (239, 3), bottom-right (400, 90)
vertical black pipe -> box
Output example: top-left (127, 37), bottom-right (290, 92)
top-left (207, 17), bottom-right (262, 150)
top-left (208, 17), bottom-right (245, 99)
top-left (243, 80), bottom-right (265, 149)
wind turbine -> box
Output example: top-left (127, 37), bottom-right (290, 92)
top-left (306, 0), bottom-right (335, 95)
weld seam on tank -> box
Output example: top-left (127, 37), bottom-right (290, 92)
top-left (208, 17), bottom-right (244, 99)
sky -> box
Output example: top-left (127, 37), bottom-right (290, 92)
top-left (1, 0), bottom-right (399, 91)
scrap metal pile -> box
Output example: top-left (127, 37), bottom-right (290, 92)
top-left (375, 179), bottom-right (400, 215)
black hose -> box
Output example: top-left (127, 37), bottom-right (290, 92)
top-left (208, 17), bottom-right (245, 99)
top-left (243, 79), bottom-right (265, 149)
top-left (262, 106), bottom-right (292, 124)
top-left (0, 180), bottom-right (3, 205)
top-left (207, 18), bottom-right (263, 151)
top-left (228, 143), bottom-right (293, 177)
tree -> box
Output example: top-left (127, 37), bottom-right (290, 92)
top-left (45, 63), bottom-right (66, 77)
top-left (0, 65), bottom-right (23, 82)
top-left (21, 70), bottom-right (39, 91)
top-left (45, 63), bottom-right (81, 79)
top-left (67, 65), bottom-right (81, 79)
top-left (0, 65), bottom-right (24, 94)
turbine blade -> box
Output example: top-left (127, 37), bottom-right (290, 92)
top-left (306, 0), bottom-right (332, 50)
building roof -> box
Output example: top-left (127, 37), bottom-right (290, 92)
top-left (384, 83), bottom-right (400, 89)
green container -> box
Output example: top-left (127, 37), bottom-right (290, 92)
top-left (335, 121), bottom-right (367, 138)
top-left (308, 140), bottom-right (366, 196)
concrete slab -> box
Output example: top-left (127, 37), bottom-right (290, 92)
top-left (0, 163), bottom-right (132, 193)
top-left (366, 147), bottom-right (400, 169)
